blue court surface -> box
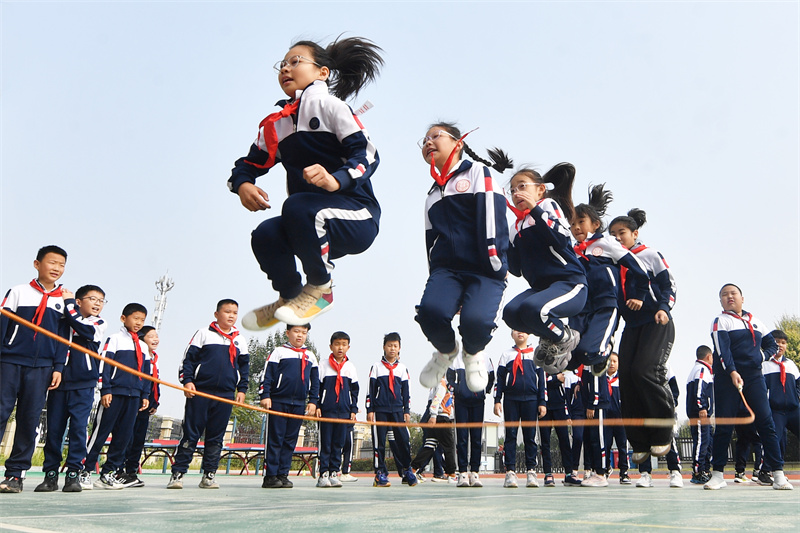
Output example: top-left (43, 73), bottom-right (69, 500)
top-left (1, 472), bottom-right (798, 532)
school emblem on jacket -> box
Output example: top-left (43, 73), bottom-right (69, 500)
top-left (309, 117), bottom-right (320, 130)
top-left (455, 179), bottom-right (470, 193)
top-left (592, 247), bottom-right (603, 256)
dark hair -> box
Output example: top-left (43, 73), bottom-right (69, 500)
top-left (771, 329), bottom-right (788, 342)
top-left (216, 299), bottom-right (238, 311)
top-left (76, 284), bottom-right (105, 300)
top-left (138, 325), bottom-right (156, 339)
top-left (287, 323), bottom-right (311, 332)
top-left (696, 345), bottom-right (712, 359)
top-left (427, 122), bottom-right (513, 173)
top-left (36, 245), bottom-right (67, 262)
top-left (292, 36), bottom-right (384, 101)
top-left (330, 331), bottom-right (351, 344)
top-left (512, 162), bottom-right (577, 222)
top-left (574, 183), bottom-right (613, 232)
top-left (122, 303), bottom-right (147, 317)
top-left (610, 208), bottom-right (647, 233)
top-left (383, 332), bottom-right (401, 346)
top-left (718, 283), bottom-right (742, 297)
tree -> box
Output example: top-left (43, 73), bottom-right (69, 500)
top-left (775, 314), bottom-right (800, 366)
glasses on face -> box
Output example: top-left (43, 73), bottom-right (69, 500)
top-left (508, 182), bottom-right (539, 195)
top-left (417, 129), bottom-right (459, 149)
top-left (273, 55), bottom-right (322, 73)
top-left (80, 296), bottom-right (108, 305)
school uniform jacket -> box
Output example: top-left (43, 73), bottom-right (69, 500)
top-left (427, 378), bottom-right (455, 420)
top-left (711, 310), bottom-right (777, 375)
top-left (564, 370), bottom-right (583, 417)
top-left (365, 358), bottom-right (410, 415)
top-left (259, 344), bottom-right (319, 407)
top-left (574, 233), bottom-right (649, 311)
top-left (180, 324), bottom-right (249, 393)
top-left (686, 360), bottom-right (714, 418)
top-left (544, 373), bottom-right (570, 417)
top-left (618, 240), bottom-right (676, 328)
top-left (508, 198), bottom-right (585, 290)
top-left (228, 80), bottom-right (380, 222)
top-left (494, 346), bottom-right (546, 405)
top-left (0, 281), bottom-right (69, 370)
top-left (318, 355), bottom-right (359, 417)
top-left (583, 367), bottom-right (610, 411)
top-left (60, 300), bottom-right (107, 390)
top-left (99, 327), bottom-right (151, 398)
top-left (762, 356), bottom-right (800, 411)
top-left (447, 353), bottom-right (495, 406)
top-left (146, 351), bottom-right (161, 410)
top-left (605, 371), bottom-right (622, 417)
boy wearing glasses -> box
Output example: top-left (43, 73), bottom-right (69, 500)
top-left (36, 285), bottom-right (108, 492)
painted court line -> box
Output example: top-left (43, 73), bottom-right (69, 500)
top-left (0, 523), bottom-right (60, 533)
top-left (521, 518), bottom-right (727, 531)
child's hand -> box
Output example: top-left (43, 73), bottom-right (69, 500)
top-left (494, 402), bottom-right (502, 417)
top-left (149, 407), bottom-right (158, 415)
top-left (403, 413), bottom-right (410, 424)
top-left (184, 382), bottom-right (197, 398)
top-left (699, 409), bottom-right (708, 421)
top-left (367, 412), bottom-right (374, 422)
top-left (626, 299), bottom-right (643, 311)
top-left (316, 409), bottom-right (323, 418)
top-left (303, 164), bottom-right (340, 192)
top-left (306, 403), bottom-right (317, 417)
top-left (235, 392), bottom-right (246, 404)
top-left (654, 310), bottom-right (669, 325)
top-left (261, 398), bottom-right (272, 410)
top-left (729, 371), bottom-right (744, 390)
top-left (538, 406), bottom-right (547, 418)
top-left (48, 371), bottom-right (62, 390)
top-left (101, 394), bottom-right (113, 408)
top-left (61, 289), bottom-right (75, 300)
top-left (140, 399), bottom-right (150, 411)
top-left (350, 412), bottom-right (357, 421)
top-left (238, 182), bottom-right (271, 211)
top-left (586, 408), bottom-right (595, 419)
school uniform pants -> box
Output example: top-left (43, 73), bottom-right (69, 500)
top-left (123, 409), bottom-right (151, 474)
top-left (319, 416), bottom-right (350, 474)
top-left (540, 408), bottom-right (573, 474)
top-left (713, 367), bottom-right (782, 473)
top-left (42, 387), bottom-right (95, 473)
top-left (570, 410), bottom-right (591, 472)
top-left (584, 408), bottom-right (606, 475)
top-left (603, 414), bottom-right (628, 474)
top-left (371, 411), bottom-right (411, 475)
top-left (410, 416), bottom-right (456, 476)
top-left (503, 282), bottom-right (587, 344)
top-left (85, 395), bottom-right (140, 474)
top-left (341, 423), bottom-right (354, 474)
top-left (618, 320), bottom-right (675, 451)
top-left (415, 270), bottom-right (505, 356)
top-left (771, 407), bottom-right (800, 460)
top-left (572, 307), bottom-right (619, 367)
top-left (0, 364), bottom-right (53, 478)
top-left (414, 411), bottom-right (445, 475)
top-left (455, 402), bottom-right (485, 472)
top-left (262, 401), bottom-right (304, 477)
top-left (690, 420), bottom-right (713, 474)
top-left (734, 421), bottom-right (763, 472)
top-left (502, 398), bottom-right (539, 472)
top-left (251, 193), bottom-right (379, 299)
top-left (639, 437), bottom-right (681, 473)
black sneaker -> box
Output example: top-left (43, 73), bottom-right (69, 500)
top-left (563, 474), bottom-right (583, 486)
top-left (118, 473), bottom-right (145, 488)
top-left (0, 476), bottom-right (23, 493)
top-left (756, 470), bottom-right (773, 486)
top-left (34, 471), bottom-right (59, 492)
top-left (733, 471), bottom-right (748, 483)
top-left (620, 473), bottom-right (631, 485)
top-left (277, 474), bottom-right (293, 488)
top-left (262, 476), bottom-right (283, 489)
top-left (63, 471), bottom-right (82, 492)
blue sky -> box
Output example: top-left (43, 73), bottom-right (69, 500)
top-left (2, 1), bottom-right (798, 420)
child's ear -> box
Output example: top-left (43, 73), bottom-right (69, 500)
top-left (318, 66), bottom-right (330, 81)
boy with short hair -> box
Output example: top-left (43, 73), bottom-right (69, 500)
top-left (367, 332), bottom-right (414, 487)
top-left (36, 285), bottom-right (107, 493)
top-left (260, 324), bottom-right (318, 489)
top-left (763, 329), bottom-right (800, 463)
top-left (316, 331), bottom-right (359, 488)
top-left (1, 245), bottom-right (69, 493)
top-left (167, 299), bottom-right (249, 489)
top-left (603, 353), bottom-right (629, 485)
top-left (83, 303), bottom-right (151, 490)
top-left (687, 345), bottom-right (714, 484)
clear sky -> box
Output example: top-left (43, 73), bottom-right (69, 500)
top-left (2, 1), bottom-right (798, 421)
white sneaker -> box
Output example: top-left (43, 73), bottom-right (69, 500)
top-left (420, 340), bottom-right (459, 388)
top-left (583, 470), bottom-right (592, 481)
top-left (94, 471), bottom-right (124, 490)
top-left (669, 470), bottom-right (684, 488)
top-left (772, 471), bottom-right (794, 490)
top-left (636, 472), bottom-right (653, 488)
top-left (456, 472), bottom-right (470, 487)
top-left (463, 351), bottom-right (488, 392)
top-left (241, 298), bottom-right (285, 331)
top-left (339, 473), bottom-right (357, 482)
top-left (316, 472), bottom-right (331, 488)
top-left (329, 472), bottom-right (343, 488)
top-left (166, 472), bottom-right (184, 489)
top-left (504, 471), bottom-right (519, 488)
top-left (199, 472), bottom-right (219, 489)
top-left (704, 471), bottom-right (727, 490)
top-left (79, 471), bottom-right (93, 491)
top-left (468, 472), bottom-right (482, 487)
top-left (526, 470), bottom-right (539, 488)
top-left (581, 473), bottom-right (609, 487)
top-left (273, 282), bottom-right (334, 325)
top-left (415, 471), bottom-right (426, 483)
top-left (447, 475), bottom-right (458, 485)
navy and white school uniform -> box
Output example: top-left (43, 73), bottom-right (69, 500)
top-left (410, 378), bottom-right (457, 476)
top-left (229, 79), bottom-right (380, 298)
top-left (603, 371), bottom-right (628, 475)
top-left (366, 358), bottom-right (412, 475)
top-left (447, 353), bottom-right (495, 473)
top-left (1, 281), bottom-right (68, 478)
top-left (415, 159), bottom-right (509, 356)
top-left (686, 359), bottom-right (714, 475)
top-left (495, 345), bottom-right (545, 472)
top-left (762, 355), bottom-right (800, 459)
top-left (583, 367), bottom-right (610, 475)
top-left (616, 240), bottom-right (676, 452)
top-left (172, 323), bottom-right (249, 475)
top-left (42, 300), bottom-right (106, 474)
top-left (503, 198), bottom-right (587, 343)
top-left (710, 310), bottom-right (782, 473)
top-left (317, 354), bottom-right (359, 475)
top-left (569, 233), bottom-right (649, 369)
top-left (85, 327), bottom-right (151, 475)
top-left (260, 343), bottom-right (319, 477)
top-left (566, 369), bottom-right (591, 472)
top-left (124, 348), bottom-right (161, 475)
top-left (540, 372), bottom-right (574, 477)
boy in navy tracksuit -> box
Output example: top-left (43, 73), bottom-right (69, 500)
top-left (168, 299), bottom-right (248, 490)
top-left (260, 324), bottom-right (318, 489)
top-left (706, 284), bottom-right (792, 490)
top-left (581, 363), bottom-right (610, 487)
top-left (367, 332), bottom-right (413, 487)
top-left (1, 245), bottom-right (69, 494)
top-left (494, 330), bottom-right (546, 488)
top-left (316, 331), bottom-right (359, 488)
top-left (84, 303), bottom-right (151, 490)
top-left (567, 367), bottom-right (591, 483)
top-left (539, 370), bottom-right (574, 487)
top-left (603, 353), bottom-right (629, 484)
top-left (447, 352), bottom-right (494, 487)
top-left (687, 345), bottom-right (714, 484)
top-left (763, 329), bottom-right (800, 462)
top-left (35, 284), bottom-right (107, 493)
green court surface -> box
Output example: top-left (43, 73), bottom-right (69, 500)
top-left (1, 472), bottom-right (798, 532)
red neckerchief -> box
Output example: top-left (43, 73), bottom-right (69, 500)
top-left (620, 244), bottom-right (648, 300)
top-left (506, 199), bottom-right (530, 236)
top-left (429, 129), bottom-right (476, 186)
top-left (286, 344), bottom-right (309, 381)
top-left (771, 356), bottom-right (786, 391)
top-left (607, 373), bottom-right (618, 396)
top-left (724, 310), bottom-right (756, 346)
top-left (574, 236), bottom-right (602, 260)
top-left (129, 330), bottom-right (143, 374)
top-left (382, 357), bottom-right (398, 398)
top-left (151, 351), bottom-right (160, 403)
top-left (29, 280), bottom-right (62, 338)
top-left (245, 100), bottom-right (301, 170)
top-left (512, 346), bottom-right (533, 386)
top-left (329, 354), bottom-right (348, 402)
top-left (210, 322), bottom-right (239, 367)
